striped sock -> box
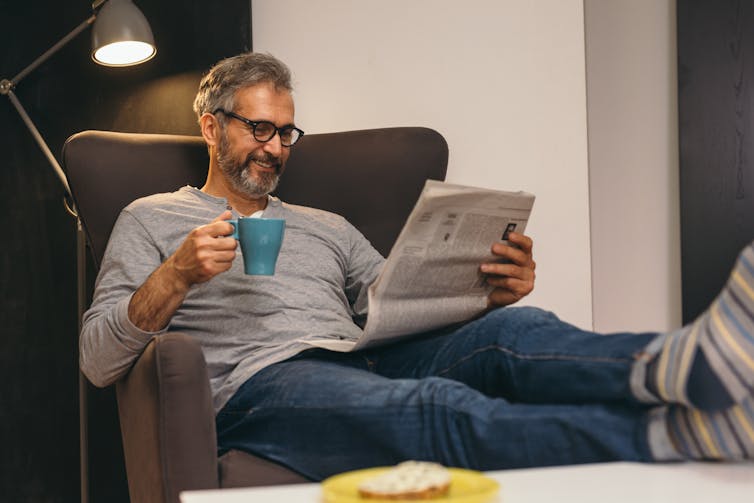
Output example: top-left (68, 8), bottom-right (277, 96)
top-left (647, 242), bottom-right (754, 409)
top-left (665, 397), bottom-right (754, 460)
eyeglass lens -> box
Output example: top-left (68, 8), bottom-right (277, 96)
top-left (252, 121), bottom-right (301, 146)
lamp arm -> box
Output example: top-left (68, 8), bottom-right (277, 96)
top-left (5, 89), bottom-right (73, 201)
top-left (10, 14), bottom-right (96, 86)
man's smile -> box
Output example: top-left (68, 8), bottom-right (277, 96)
top-left (246, 154), bottom-right (281, 173)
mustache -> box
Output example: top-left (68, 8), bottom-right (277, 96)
top-left (245, 153), bottom-right (282, 173)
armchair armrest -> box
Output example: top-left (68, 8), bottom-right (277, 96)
top-left (116, 333), bottom-right (219, 503)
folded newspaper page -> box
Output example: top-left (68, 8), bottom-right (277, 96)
top-left (303, 180), bottom-right (535, 352)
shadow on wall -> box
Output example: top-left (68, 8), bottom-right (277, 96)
top-left (109, 72), bottom-right (204, 134)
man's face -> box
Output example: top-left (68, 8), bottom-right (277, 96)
top-left (216, 83), bottom-right (296, 198)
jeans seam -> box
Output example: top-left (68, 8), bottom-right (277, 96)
top-left (220, 401), bottom-right (500, 426)
top-left (217, 408), bottom-right (256, 415)
top-left (436, 344), bottom-right (632, 376)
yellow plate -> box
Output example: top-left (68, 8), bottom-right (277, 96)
top-left (322, 466), bottom-right (499, 502)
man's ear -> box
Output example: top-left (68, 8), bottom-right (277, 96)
top-left (200, 112), bottom-right (220, 147)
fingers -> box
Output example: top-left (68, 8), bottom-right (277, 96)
top-left (484, 263), bottom-right (535, 299)
top-left (507, 231), bottom-right (533, 254)
top-left (481, 262), bottom-right (536, 308)
top-left (490, 232), bottom-right (535, 268)
top-left (200, 211), bottom-right (238, 250)
top-left (194, 249), bottom-right (236, 277)
top-left (196, 248), bottom-right (236, 265)
top-left (485, 273), bottom-right (534, 296)
top-left (485, 272), bottom-right (535, 307)
top-left (189, 226), bottom-right (237, 250)
top-left (487, 286), bottom-right (526, 308)
top-left (482, 232), bottom-right (536, 307)
top-left (485, 233), bottom-right (535, 281)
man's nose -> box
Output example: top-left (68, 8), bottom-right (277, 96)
top-left (263, 132), bottom-right (283, 156)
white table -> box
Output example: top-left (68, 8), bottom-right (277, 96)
top-left (180, 461), bottom-right (754, 502)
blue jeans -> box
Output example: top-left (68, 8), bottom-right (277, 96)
top-left (216, 306), bottom-right (664, 480)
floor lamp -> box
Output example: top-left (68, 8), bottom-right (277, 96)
top-left (0, 1), bottom-right (156, 502)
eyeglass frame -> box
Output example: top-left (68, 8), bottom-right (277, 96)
top-left (213, 108), bottom-right (305, 147)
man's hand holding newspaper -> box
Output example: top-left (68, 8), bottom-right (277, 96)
top-left (303, 180), bottom-right (536, 352)
top-left (483, 231), bottom-right (536, 308)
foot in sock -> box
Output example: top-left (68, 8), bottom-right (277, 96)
top-left (646, 241), bottom-right (754, 410)
top-left (665, 396), bottom-right (754, 460)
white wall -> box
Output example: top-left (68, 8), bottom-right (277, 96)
top-left (584, 0), bottom-right (681, 333)
top-left (253, 0), bottom-right (594, 328)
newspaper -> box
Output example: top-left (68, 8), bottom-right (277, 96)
top-left (304, 180), bottom-right (535, 352)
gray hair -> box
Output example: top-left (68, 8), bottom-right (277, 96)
top-left (193, 52), bottom-right (293, 123)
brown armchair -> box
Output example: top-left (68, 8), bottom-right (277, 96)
top-left (62, 127), bottom-right (448, 503)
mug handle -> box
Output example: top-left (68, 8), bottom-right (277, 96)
top-left (227, 219), bottom-right (239, 239)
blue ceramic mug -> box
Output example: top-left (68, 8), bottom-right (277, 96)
top-left (228, 217), bottom-right (285, 275)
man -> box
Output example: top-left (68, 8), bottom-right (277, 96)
top-left (81, 52), bottom-right (754, 480)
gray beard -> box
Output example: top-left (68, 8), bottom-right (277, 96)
top-left (217, 131), bottom-right (280, 198)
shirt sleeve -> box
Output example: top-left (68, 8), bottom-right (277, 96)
top-left (343, 222), bottom-right (385, 320)
top-left (79, 209), bottom-right (168, 387)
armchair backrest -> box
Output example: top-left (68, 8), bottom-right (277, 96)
top-left (62, 127), bottom-right (448, 269)
top-left (61, 127), bottom-right (448, 502)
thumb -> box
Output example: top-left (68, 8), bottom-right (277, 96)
top-left (211, 210), bottom-right (233, 223)
top-left (205, 210), bottom-right (234, 238)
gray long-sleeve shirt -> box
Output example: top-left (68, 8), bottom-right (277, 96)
top-left (80, 186), bottom-right (384, 412)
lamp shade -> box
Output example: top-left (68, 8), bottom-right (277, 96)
top-left (91, 0), bottom-right (156, 66)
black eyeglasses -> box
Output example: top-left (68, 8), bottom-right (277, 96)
top-left (213, 108), bottom-right (305, 147)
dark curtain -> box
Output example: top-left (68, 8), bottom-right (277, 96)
top-left (678, 0), bottom-right (754, 323)
top-left (0, 1), bottom-right (250, 501)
